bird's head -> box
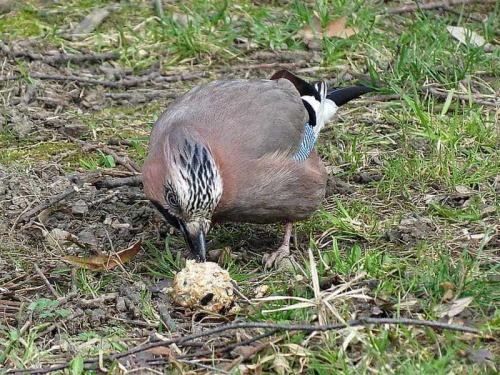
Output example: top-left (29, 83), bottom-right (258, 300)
top-left (144, 136), bottom-right (223, 261)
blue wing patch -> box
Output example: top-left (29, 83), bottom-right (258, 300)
top-left (292, 123), bottom-right (317, 163)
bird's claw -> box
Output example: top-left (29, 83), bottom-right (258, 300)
top-left (263, 244), bottom-right (290, 271)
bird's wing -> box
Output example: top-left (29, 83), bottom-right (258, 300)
top-left (152, 79), bottom-right (308, 159)
top-left (270, 70), bottom-right (374, 136)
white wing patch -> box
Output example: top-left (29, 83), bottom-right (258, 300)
top-left (302, 81), bottom-right (339, 137)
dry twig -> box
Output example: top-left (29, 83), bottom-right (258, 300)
top-left (1, 71), bottom-right (204, 89)
top-left (60, 130), bottom-right (141, 174)
top-left (93, 176), bottom-right (142, 190)
top-left (105, 90), bottom-right (178, 102)
top-left (33, 264), bottom-right (59, 299)
top-left (424, 86), bottom-right (500, 107)
top-left (441, 5), bottom-right (486, 22)
top-left (9, 318), bottom-right (480, 374)
top-left (225, 61), bottom-right (307, 72)
top-left (177, 329), bottom-right (280, 360)
top-left (387, 0), bottom-right (475, 14)
top-left (37, 310), bottom-right (85, 337)
top-left (18, 186), bottom-right (77, 224)
top-left (77, 293), bottom-right (118, 308)
top-left (0, 41), bottom-right (119, 64)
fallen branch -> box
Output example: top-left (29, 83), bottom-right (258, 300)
top-left (107, 315), bottom-right (159, 328)
top-left (77, 293), bottom-right (118, 308)
top-left (424, 85), bottom-right (500, 107)
top-left (88, 191), bottom-right (120, 208)
top-left (223, 337), bottom-right (275, 371)
top-left (178, 328), bottom-right (279, 360)
top-left (157, 303), bottom-right (178, 332)
top-left (33, 264), bottom-right (59, 299)
top-left (105, 90), bottom-right (178, 102)
top-left (441, 5), bottom-right (486, 22)
top-left (93, 146), bottom-right (141, 173)
top-left (0, 72), bottom-right (124, 88)
top-left (222, 61), bottom-right (307, 72)
top-left (60, 130), bottom-right (141, 174)
top-left (0, 71), bottom-right (202, 89)
top-left (107, 139), bottom-right (135, 147)
top-left (387, 0), bottom-right (474, 14)
top-left (93, 176), bottom-right (142, 190)
top-left (0, 42), bottom-right (119, 64)
top-left (57, 291), bottom-right (78, 306)
top-left (37, 311), bottom-right (85, 337)
top-left (153, 71), bottom-right (207, 82)
top-left (18, 186), bottom-right (77, 224)
top-left (0, 300), bottom-right (21, 322)
top-left (365, 94), bottom-right (402, 102)
top-left (10, 317), bottom-right (480, 374)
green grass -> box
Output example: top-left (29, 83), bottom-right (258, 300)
top-left (1, 0), bottom-right (499, 373)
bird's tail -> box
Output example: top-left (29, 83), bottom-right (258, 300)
top-left (270, 70), bottom-right (374, 137)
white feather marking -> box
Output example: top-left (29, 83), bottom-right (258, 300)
top-left (302, 80), bottom-right (334, 137)
top-left (301, 95), bottom-right (321, 113)
top-left (322, 99), bottom-right (339, 124)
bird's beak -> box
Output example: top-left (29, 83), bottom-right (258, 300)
top-left (180, 222), bottom-right (206, 261)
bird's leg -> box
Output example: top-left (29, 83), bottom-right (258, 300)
top-left (263, 222), bottom-right (293, 270)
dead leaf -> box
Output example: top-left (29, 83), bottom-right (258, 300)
top-left (45, 228), bottom-right (80, 249)
top-left (440, 281), bottom-right (455, 290)
top-left (466, 348), bottom-right (495, 365)
top-left (325, 17), bottom-right (359, 39)
top-left (434, 296), bottom-right (473, 318)
top-left (272, 354), bottom-right (291, 375)
top-left (296, 14), bottom-right (322, 50)
top-left (254, 284), bottom-right (270, 299)
top-left (145, 346), bottom-right (172, 358)
top-left (233, 345), bottom-right (257, 358)
top-left (442, 289), bottom-right (454, 302)
top-left (62, 240), bottom-right (142, 270)
top-left (37, 208), bottom-right (52, 224)
top-left (447, 26), bottom-right (485, 47)
top-left (283, 343), bottom-right (310, 357)
top-left (455, 185), bottom-right (471, 195)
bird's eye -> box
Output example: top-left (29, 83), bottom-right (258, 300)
top-left (166, 190), bottom-right (178, 207)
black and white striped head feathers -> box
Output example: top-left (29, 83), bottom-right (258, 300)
top-left (166, 140), bottom-right (223, 225)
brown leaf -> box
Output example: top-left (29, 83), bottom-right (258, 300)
top-left (311, 14), bottom-right (321, 33)
top-left (272, 354), bottom-right (290, 375)
top-left (146, 346), bottom-right (172, 358)
top-left (296, 14), bottom-right (322, 50)
top-left (62, 240), bottom-right (142, 270)
top-left (233, 345), bottom-right (258, 358)
top-left (434, 296), bottom-right (473, 318)
top-left (440, 281), bottom-right (455, 290)
top-left (324, 17), bottom-right (359, 39)
top-left (442, 289), bottom-right (454, 302)
top-left (37, 208), bottom-right (52, 224)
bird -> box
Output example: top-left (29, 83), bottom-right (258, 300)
top-left (142, 70), bottom-right (373, 269)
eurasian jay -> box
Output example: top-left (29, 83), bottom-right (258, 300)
top-left (143, 70), bottom-right (372, 269)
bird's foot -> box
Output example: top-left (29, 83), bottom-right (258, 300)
top-left (263, 243), bottom-right (290, 271)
